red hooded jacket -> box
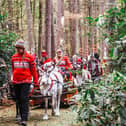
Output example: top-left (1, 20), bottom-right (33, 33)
top-left (11, 51), bottom-right (38, 85)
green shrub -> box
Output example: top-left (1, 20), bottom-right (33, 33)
top-left (0, 14), bottom-right (18, 86)
top-left (73, 71), bottom-right (126, 126)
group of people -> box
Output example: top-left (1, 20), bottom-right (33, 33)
top-left (11, 39), bottom-right (103, 126)
top-left (39, 48), bottom-right (103, 81)
top-left (39, 49), bottom-right (73, 81)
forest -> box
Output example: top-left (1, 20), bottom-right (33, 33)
top-left (0, 0), bottom-right (117, 58)
top-left (1, 0), bottom-right (126, 126)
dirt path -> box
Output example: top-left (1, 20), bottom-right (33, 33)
top-left (0, 105), bottom-right (78, 126)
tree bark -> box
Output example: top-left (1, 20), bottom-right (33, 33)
top-left (16, 0), bottom-right (19, 32)
top-left (45, 0), bottom-right (52, 58)
top-left (20, 0), bottom-right (23, 36)
top-left (7, 0), bottom-right (13, 31)
top-left (33, 0), bottom-right (37, 54)
top-left (77, 0), bottom-right (82, 51)
top-left (56, 0), bottom-right (64, 50)
top-left (51, 1), bottom-right (55, 58)
top-left (24, 0), bottom-right (34, 51)
top-left (38, 0), bottom-right (43, 58)
top-left (68, 0), bottom-right (78, 55)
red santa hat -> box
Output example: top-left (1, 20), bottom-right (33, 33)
top-left (41, 50), bottom-right (47, 57)
top-left (77, 58), bottom-right (82, 63)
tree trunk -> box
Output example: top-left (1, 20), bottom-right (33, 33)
top-left (20, 0), bottom-right (23, 36)
top-left (45, 0), bottom-right (52, 58)
top-left (68, 0), bottom-right (78, 55)
top-left (24, 0), bottom-right (34, 51)
top-left (38, 0), bottom-right (43, 58)
top-left (83, 0), bottom-right (89, 58)
top-left (77, 0), bottom-right (82, 51)
top-left (51, 1), bottom-right (55, 58)
top-left (64, 18), bottom-right (70, 56)
top-left (7, 0), bottom-right (13, 31)
top-left (56, 0), bottom-right (64, 50)
top-left (16, 0), bottom-right (19, 32)
top-left (74, 0), bottom-right (81, 54)
top-left (88, 0), bottom-right (92, 54)
top-left (33, 0), bottom-right (37, 54)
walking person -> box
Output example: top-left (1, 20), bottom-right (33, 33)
top-left (11, 39), bottom-right (39, 126)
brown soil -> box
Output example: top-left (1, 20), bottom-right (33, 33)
top-left (0, 105), bottom-right (78, 126)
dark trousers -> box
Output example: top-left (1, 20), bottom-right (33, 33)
top-left (14, 83), bottom-right (31, 121)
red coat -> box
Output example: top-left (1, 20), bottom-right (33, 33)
top-left (11, 51), bottom-right (38, 85)
top-left (41, 58), bottom-right (51, 70)
top-left (53, 56), bottom-right (73, 70)
top-left (42, 58), bottom-right (51, 65)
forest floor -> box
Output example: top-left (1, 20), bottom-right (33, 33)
top-left (0, 104), bottom-right (79, 126)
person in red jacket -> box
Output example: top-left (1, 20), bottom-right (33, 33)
top-left (53, 49), bottom-right (73, 80)
top-left (40, 50), bottom-right (51, 70)
top-left (11, 39), bottom-right (39, 126)
top-left (53, 49), bottom-right (73, 70)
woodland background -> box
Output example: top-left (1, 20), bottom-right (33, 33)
top-left (0, 0), bottom-right (118, 59)
top-left (1, 1), bottom-right (126, 125)
top-left (0, 0), bottom-right (125, 84)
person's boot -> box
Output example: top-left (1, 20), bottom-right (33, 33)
top-left (16, 114), bottom-right (21, 123)
top-left (20, 121), bottom-right (27, 126)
